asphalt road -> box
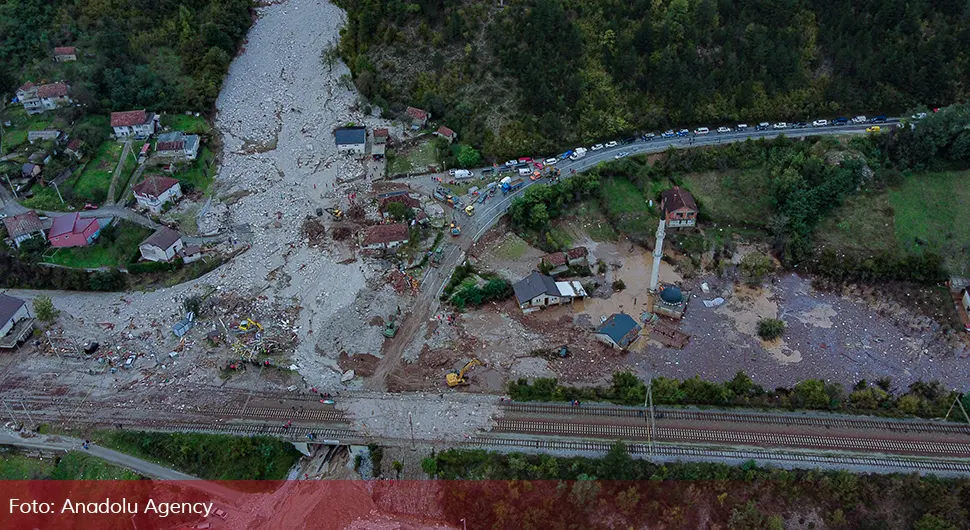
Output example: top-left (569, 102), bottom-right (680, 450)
top-left (451, 120), bottom-right (900, 242)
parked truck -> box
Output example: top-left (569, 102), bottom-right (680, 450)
top-left (569, 147), bottom-right (587, 161)
top-left (502, 177), bottom-right (525, 194)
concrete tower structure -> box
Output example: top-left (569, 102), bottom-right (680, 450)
top-left (649, 217), bottom-right (665, 292)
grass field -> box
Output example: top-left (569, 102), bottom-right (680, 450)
top-left (0, 106), bottom-right (57, 152)
top-left (681, 169), bottom-right (774, 227)
top-left (0, 451), bottom-right (138, 480)
top-left (889, 170), bottom-right (970, 273)
top-left (388, 141), bottom-right (439, 175)
top-left (46, 221), bottom-right (151, 268)
top-left (160, 113), bottom-right (212, 135)
top-left (93, 430), bottom-right (301, 481)
top-left (599, 178), bottom-right (654, 236)
top-left (113, 140), bottom-right (146, 202)
top-left (72, 141), bottom-right (123, 203)
top-left (20, 183), bottom-right (67, 210)
top-left (176, 147), bottom-right (216, 194)
top-left (816, 190), bottom-right (898, 256)
top-left (492, 234), bottom-right (530, 260)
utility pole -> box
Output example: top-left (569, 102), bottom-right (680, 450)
top-left (51, 181), bottom-right (65, 204)
top-left (4, 174), bottom-right (18, 199)
top-left (408, 411), bottom-right (416, 451)
top-left (1, 399), bottom-right (19, 426)
top-left (647, 377), bottom-right (656, 456)
top-left (19, 400), bottom-right (36, 430)
top-left (460, 518), bottom-right (467, 530)
top-left (944, 394), bottom-right (970, 424)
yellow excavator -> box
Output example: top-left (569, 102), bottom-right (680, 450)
top-left (238, 318), bottom-right (263, 333)
top-left (446, 359), bottom-right (483, 387)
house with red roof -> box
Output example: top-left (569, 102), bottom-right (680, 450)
top-left (65, 139), bottom-right (83, 159)
top-left (111, 110), bottom-right (159, 139)
top-left (405, 106), bottom-right (429, 130)
top-left (373, 128), bottom-right (389, 144)
top-left (53, 47), bottom-right (77, 62)
top-left (132, 176), bottom-right (182, 214)
top-left (435, 126), bottom-right (456, 144)
top-left (3, 211), bottom-right (45, 248)
top-left (17, 81), bottom-right (71, 115)
top-left (48, 213), bottom-right (100, 248)
top-left (359, 223), bottom-right (410, 251)
top-left (660, 186), bottom-right (698, 228)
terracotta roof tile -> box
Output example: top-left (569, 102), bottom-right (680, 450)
top-left (132, 176), bottom-right (179, 199)
top-left (3, 211), bottom-right (43, 239)
top-left (111, 110), bottom-right (148, 128)
top-left (361, 223), bottom-right (409, 246)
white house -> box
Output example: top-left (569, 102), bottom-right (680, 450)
top-left (512, 271), bottom-right (587, 313)
top-left (155, 131), bottom-right (200, 160)
top-left (334, 127), bottom-right (366, 154)
top-left (0, 294), bottom-right (33, 349)
top-left (132, 176), bottom-right (182, 214)
top-left (17, 82), bottom-right (72, 115)
top-left (110, 110), bottom-right (159, 139)
top-left (139, 227), bottom-right (184, 262)
top-left (359, 223), bottom-right (409, 251)
top-left (3, 211), bottom-right (45, 248)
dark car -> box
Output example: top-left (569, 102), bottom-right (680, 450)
top-left (642, 133), bottom-right (656, 141)
top-left (621, 136), bottom-right (636, 144)
top-left (833, 117), bottom-right (849, 125)
top-left (792, 122), bottom-right (808, 129)
top-left (871, 115), bottom-right (887, 123)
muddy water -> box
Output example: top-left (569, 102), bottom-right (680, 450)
top-left (718, 285), bottom-right (803, 364)
top-left (576, 240), bottom-right (683, 323)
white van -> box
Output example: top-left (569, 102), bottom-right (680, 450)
top-left (453, 169), bottom-right (473, 179)
top-left (694, 127), bottom-right (710, 135)
top-left (518, 167), bottom-right (531, 177)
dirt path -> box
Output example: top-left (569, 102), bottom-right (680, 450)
top-left (104, 139), bottom-right (132, 206)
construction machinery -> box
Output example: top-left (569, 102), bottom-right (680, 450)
top-left (446, 359), bottom-right (483, 387)
top-left (383, 315), bottom-right (398, 338)
top-left (464, 204), bottom-right (475, 217)
top-left (325, 207), bottom-right (343, 220)
top-left (238, 318), bottom-right (263, 333)
top-left (430, 247), bottom-right (443, 267)
top-left (450, 217), bottom-right (461, 236)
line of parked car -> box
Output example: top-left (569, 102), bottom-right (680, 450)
top-left (494, 114), bottom-right (902, 179)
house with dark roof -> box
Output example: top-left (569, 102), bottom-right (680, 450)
top-left (435, 126), bottom-right (456, 143)
top-left (660, 186), bottom-right (697, 228)
top-left (155, 131), bottom-right (200, 160)
top-left (378, 193), bottom-right (421, 219)
top-left (513, 271), bottom-right (588, 313)
top-left (405, 107), bottom-right (429, 129)
top-left (17, 81), bottom-right (71, 115)
top-left (540, 246), bottom-right (590, 274)
top-left (48, 213), bottom-right (100, 248)
top-left (593, 313), bottom-right (641, 350)
top-left (27, 130), bottom-right (63, 144)
top-left (53, 46), bottom-right (77, 62)
top-left (21, 163), bottom-right (41, 178)
top-left (0, 294), bottom-right (34, 349)
top-left (334, 127), bottom-right (366, 154)
top-left (139, 227), bottom-right (184, 262)
top-left (3, 211), bottom-right (45, 248)
top-left (132, 176), bottom-right (182, 214)
top-left (111, 110), bottom-right (159, 139)
top-left (359, 223), bottom-right (410, 251)
top-left (65, 139), bottom-right (83, 159)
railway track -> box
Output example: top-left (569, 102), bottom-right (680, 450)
top-left (471, 437), bottom-right (970, 474)
top-left (493, 419), bottom-right (970, 457)
top-left (211, 406), bottom-right (348, 423)
top-left (502, 403), bottom-right (970, 435)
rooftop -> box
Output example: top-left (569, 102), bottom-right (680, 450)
top-left (406, 106), bottom-right (428, 120)
top-left (513, 271), bottom-right (560, 304)
top-left (133, 176), bottom-right (179, 199)
top-left (111, 110), bottom-right (149, 128)
top-left (36, 82), bottom-right (69, 99)
top-left (334, 126), bottom-right (366, 146)
top-left (49, 213), bottom-right (96, 238)
top-left (54, 46), bottom-right (76, 55)
top-left (661, 186), bottom-right (697, 214)
top-left (373, 128), bottom-right (389, 137)
top-left (361, 223), bottom-right (409, 246)
top-left (436, 125), bottom-right (455, 138)
top-left (595, 313), bottom-right (641, 348)
top-left (3, 210), bottom-right (43, 239)
top-left (141, 227), bottom-right (182, 250)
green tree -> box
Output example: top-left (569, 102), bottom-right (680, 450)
top-left (757, 318), bottom-right (786, 340)
top-left (392, 460), bottom-right (404, 479)
top-left (421, 456), bottom-right (437, 477)
top-left (914, 514), bottom-right (958, 530)
top-left (740, 252), bottom-right (774, 286)
top-left (33, 296), bottom-right (59, 324)
top-left (455, 144), bottom-right (481, 168)
top-left (385, 201), bottom-right (414, 221)
top-left (530, 203), bottom-right (549, 229)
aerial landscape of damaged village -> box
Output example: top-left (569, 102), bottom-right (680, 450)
top-left (2, 0), bottom-right (970, 528)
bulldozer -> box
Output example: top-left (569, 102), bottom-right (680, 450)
top-left (383, 315), bottom-right (398, 338)
top-left (430, 247), bottom-right (443, 267)
top-left (450, 216), bottom-right (461, 236)
top-left (446, 359), bottom-right (483, 387)
top-left (238, 318), bottom-right (263, 333)
top-left (325, 207), bottom-right (343, 220)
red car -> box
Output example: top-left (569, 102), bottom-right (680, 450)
top-left (518, 157), bottom-right (533, 163)
top-left (533, 162), bottom-right (544, 170)
top-left (83, 203), bottom-right (98, 210)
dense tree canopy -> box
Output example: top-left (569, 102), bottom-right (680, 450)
top-left (0, 0), bottom-right (253, 111)
top-left (337, 0), bottom-right (970, 158)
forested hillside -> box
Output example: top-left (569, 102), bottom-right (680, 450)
top-left (336, 0), bottom-right (970, 158)
top-left (0, 0), bottom-right (253, 111)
